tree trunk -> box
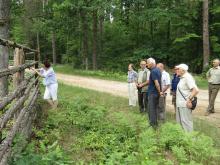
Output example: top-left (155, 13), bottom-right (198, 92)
top-left (52, 31), bottom-right (56, 65)
top-left (0, 0), bottom-right (10, 98)
top-left (80, 9), bottom-right (89, 70)
top-left (92, 9), bottom-right (98, 70)
top-left (37, 32), bottom-right (40, 62)
top-left (99, 15), bottom-right (104, 58)
top-left (203, 0), bottom-right (210, 70)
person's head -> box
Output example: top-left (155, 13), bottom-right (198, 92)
top-left (128, 63), bottom-right (134, 71)
top-left (140, 60), bottom-right (147, 70)
top-left (173, 65), bottom-right (178, 74)
top-left (43, 60), bottom-right (51, 70)
top-left (212, 59), bottom-right (220, 68)
top-left (176, 64), bottom-right (188, 77)
top-left (156, 63), bottom-right (164, 72)
top-left (147, 58), bottom-right (156, 69)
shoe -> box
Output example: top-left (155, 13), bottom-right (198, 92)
top-left (204, 111), bottom-right (210, 116)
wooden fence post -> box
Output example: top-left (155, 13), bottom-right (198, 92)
top-left (34, 51), bottom-right (39, 85)
top-left (13, 48), bottom-right (25, 88)
top-left (13, 48), bottom-right (25, 119)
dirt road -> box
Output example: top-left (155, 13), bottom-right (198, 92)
top-left (56, 73), bottom-right (220, 126)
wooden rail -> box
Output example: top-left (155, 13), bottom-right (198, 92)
top-left (0, 38), bottom-right (40, 164)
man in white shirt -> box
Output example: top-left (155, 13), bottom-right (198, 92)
top-left (157, 63), bottom-right (171, 121)
top-left (176, 64), bottom-right (199, 132)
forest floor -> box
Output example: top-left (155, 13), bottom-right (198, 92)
top-left (56, 73), bottom-right (220, 127)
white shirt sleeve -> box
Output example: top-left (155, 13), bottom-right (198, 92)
top-left (165, 72), bottom-right (171, 85)
top-left (186, 74), bottom-right (198, 90)
top-left (147, 71), bottom-right (150, 81)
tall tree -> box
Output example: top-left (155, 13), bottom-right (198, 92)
top-left (80, 8), bottom-right (89, 70)
top-left (203, 0), bottom-right (210, 70)
top-left (92, 9), bottom-right (98, 70)
top-left (52, 31), bottom-right (56, 64)
top-left (0, 0), bottom-right (10, 97)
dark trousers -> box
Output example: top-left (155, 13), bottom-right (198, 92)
top-left (148, 93), bottom-right (159, 127)
top-left (138, 91), bottom-right (148, 113)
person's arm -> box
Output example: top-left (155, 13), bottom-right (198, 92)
top-left (206, 69), bottom-right (211, 79)
top-left (162, 74), bottom-right (171, 93)
top-left (154, 80), bottom-right (163, 96)
top-left (31, 68), bottom-right (44, 78)
top-left (186, 75), bottom-right (199, 102)
top-left (188, 87), bottom-right (199, 100)
top-left (162, 84), bottom-right (170, 93)
top-left (139, 71), bottom-right (150, 87)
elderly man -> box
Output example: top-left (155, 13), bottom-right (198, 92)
top-left (205, 59), bottom-right (220, 116)
top-left (136, 60), bottom-right (150, 113)
top-left (157, 63), bottom-right (171, 121)
top-left (147, 58), bottom-right (162, 128)
top-left (176, 64), bottom-right (199, 132)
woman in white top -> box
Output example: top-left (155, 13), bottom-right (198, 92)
top-left (32, 60), bottom-right (58, 109)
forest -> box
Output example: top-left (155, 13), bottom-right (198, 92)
top-left (8, 0), bottom-right (220, 73)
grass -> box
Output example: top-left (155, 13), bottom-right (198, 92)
top-left (194, 75), bottom-right (208, 90)
top-left (54, 64), bottom-right (208, 90)
top-left (11, 83), bottom-right (220, 164)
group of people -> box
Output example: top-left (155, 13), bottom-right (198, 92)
top-left (127, 58), bottom-right (220, 132)
top-left (29, 57), bottom-right (220, 133)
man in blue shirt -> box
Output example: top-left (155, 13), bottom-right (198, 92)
top-left (171, 66), bottom-right (180, 111)
top-left (147, 58), bottom-right (162, 128)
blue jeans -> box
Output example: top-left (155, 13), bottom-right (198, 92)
top-left (148, 93), bottom-right (159, 127)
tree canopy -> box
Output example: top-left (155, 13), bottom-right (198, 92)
top-left (10, 0), bottom-right (220, 73)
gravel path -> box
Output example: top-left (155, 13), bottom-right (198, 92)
top-left (56, 73), bottom-right (220, 126)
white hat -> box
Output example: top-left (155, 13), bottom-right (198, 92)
top-left (176, 64), bottom-right (188, 71)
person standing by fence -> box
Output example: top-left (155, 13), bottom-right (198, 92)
top-left (32, 60), bottom-right (58, 109)
top-left (127, 64), bottom-right (138, 107)
top-left (176, 64), bottom-right (199, 132)
top-left (205, 59), bottom-right (220, 116)
top-left (136, 60), bottom-right (150, 113)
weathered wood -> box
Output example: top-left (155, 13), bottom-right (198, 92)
top-left (13, 48), bottom-right (25, 119)
top-left (0, 0), bottom-right (10, 98)
top-left (0, 74), bottom-right (35, 110)
top-left (0, 86), bottom-right (39, 161)
top-left (13, 48), bottom-right (25, 88)
top-left (0, 62), bottom-right (37, 78)
top-left (0, 77), bottom-right (39, 132)
top-left (203, 0), bottom-right (210, 70)
top-left (0, 38), bottom-right (38, 53)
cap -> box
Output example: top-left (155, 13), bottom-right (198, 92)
top-left (176, 64), bottom-right (188, 71)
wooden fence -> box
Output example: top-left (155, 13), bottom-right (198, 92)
top-left (0, 38), bottom-right (40, 164)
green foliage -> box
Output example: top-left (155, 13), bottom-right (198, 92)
top-left (11, 84), bottom-right (220, 164)
top-left (173, 34), bottom-right (200, 44)
top-left (11, 84), bottom-right (219, 165)
top-left (10, 0), bottom-right (220, 73)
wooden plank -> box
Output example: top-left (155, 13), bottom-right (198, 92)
top-left (0, 86), bottom-right (39, 161)
top-left (13, 48), bottom-right (25, 89)
top-left (0, 74), bottom-right (35, 110)
top-left (0, 38), bottom-right (38, 53)
top-left (0, 62), bottom-right (37, 78)
top-left (0, 77), bottom-right (39, 132)
top-left (13, 48), bottom-right (25, 118)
